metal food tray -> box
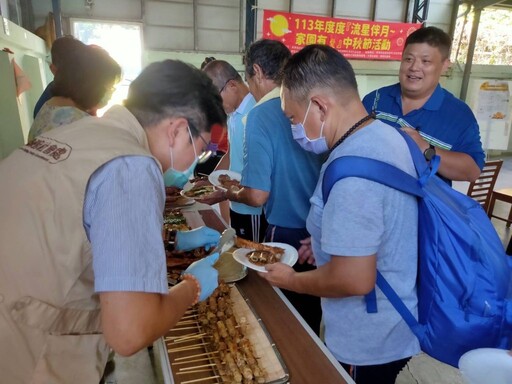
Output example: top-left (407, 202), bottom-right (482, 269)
top-left (157, 284), bottom-right (289, 384)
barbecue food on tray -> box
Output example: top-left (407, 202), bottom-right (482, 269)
top-left (163, 210), bottom-right (190, 231)
top-left (165, 247), bottom-right (207, 268)
top-left (197, 283), bottom-right (266, 383)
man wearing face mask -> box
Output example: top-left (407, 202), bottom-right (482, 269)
top-left (225, 39), bottom-right (324, 334)
top-left (262, 44), bottom-right (419, 384)
top-left (0, 60), bottom-right (226, 383)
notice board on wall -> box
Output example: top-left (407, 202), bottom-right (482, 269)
top-left (474, 81), bottom-right (511, 151)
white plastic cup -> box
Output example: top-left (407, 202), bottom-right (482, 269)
top-left (458, 348), bottom-right (512, 384)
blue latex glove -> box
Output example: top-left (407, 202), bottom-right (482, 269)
top-left (176, 226), bottom-right (220, 252)
top-left (183, 252), bottom-right (220, 302)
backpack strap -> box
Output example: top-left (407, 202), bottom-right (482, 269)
top-left (321, 152), bottom-right (428, 342)
top-left (376, 271), bottom-right (426, 340)
top-left (322, 156), bottom-right (424, 203)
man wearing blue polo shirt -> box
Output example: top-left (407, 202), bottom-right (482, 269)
top-left (203, 60), bottom-right (268, 242)
top-left (225, 39), bottom-right (323, 334)
top-left (362, 26), bottom-right (484, 184)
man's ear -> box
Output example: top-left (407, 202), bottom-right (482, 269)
top-left (311, 95), bottom-right (328, 122)
top-left (253, 64), bottom-right (263, 82)
top-left (441, 58), bottom-right (451, 74)
top-left (166, 117), bottom-right (189, 144)
top-left (49, 63), bottom-right (57, 75)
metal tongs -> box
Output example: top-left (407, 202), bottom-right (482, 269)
top-left (211, 227), bottom-right (236, 256)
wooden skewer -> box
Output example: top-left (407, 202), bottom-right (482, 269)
top-left (174, 351), bottom-right (219, 361)
top-left (168, 341), bottom-right (209, 352)
top-left (179, 363), bottom-right (216, 371)
top-left (177, 369), bottom-right (214, 375)
top-left (180, 313), bottom-right (199, 320)
top-left (171, 325), bottom-right (200, 331)
top-left (172, 357), bottom-right (212, 366)
top-left (181, 376), bottom-right (220, 384)
top-left (176, 319), bottom-right (201, 326)
top-left (165, 332), bottom-right (200, 340)
top-left (172, 333), bottom-right (209, 344)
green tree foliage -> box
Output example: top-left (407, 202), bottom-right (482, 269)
top-left (452, 5), bottom-right (512, 65)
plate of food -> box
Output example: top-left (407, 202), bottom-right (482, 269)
top-left (181, 184), bottom-right (218, 201)
top-left (209, 170), bottom-right (241, 191)
top-left (165, 186), bottom-right (194, 209)
top-left (232, 240), bottom-right (298, 273)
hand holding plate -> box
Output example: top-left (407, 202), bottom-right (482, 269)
top-left (258, 262), bottom-right (295, 290)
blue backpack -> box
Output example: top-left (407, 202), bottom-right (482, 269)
top-left (322, 129), bottom-right (512, 367)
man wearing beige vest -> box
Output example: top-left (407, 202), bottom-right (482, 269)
top-left (0, 60), bottom-right (226, 383)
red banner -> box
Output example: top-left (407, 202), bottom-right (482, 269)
top-left (262, 10), bottom-right (421, 61)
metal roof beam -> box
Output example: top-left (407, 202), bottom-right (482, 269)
top-left (472, 0), bottom-right (506, 10)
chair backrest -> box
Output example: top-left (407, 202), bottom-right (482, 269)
top-left (467, 159), bottom-right (503, 213)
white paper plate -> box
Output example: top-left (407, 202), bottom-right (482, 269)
top-left (232, 242), bottom-right (298, 273)
top-left (459, 348), bottom-right (512, 384)
top-left (208, 170), bottom-right (241, 191)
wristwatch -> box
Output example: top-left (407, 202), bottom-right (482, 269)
top-left (165, 229), bottom-right (177, 251)
top-left (423, 144), bottom-right (436, 161)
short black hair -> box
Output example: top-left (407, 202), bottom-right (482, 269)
top-left (200, 56), bottom-right (216, 70)
top-left (405, 26), bottom-right (452, 59)
top-left (52, 45), bottom-right (122, 110)
top-left (202, 60), bottom-right (242, 91)
top-left (244, 39), bottom-right (291, 84)
top-left (282, 44), bottom-right (358, 102)
top-left (125, 60), bottom-right (226, 137)
top-left (50, 35), bottom-right (85, 69)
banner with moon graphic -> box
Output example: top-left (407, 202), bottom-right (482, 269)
top-left (262, 10), bottom-right (420, 61)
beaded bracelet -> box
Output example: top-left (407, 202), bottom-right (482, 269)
top-left (181, 274), bottom-right (201, 306)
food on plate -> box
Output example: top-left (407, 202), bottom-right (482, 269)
top-left (164, 186), bottom-right (194, 211)
top-left (163, 209), bottom-right (189, 231)
top-left (235, 237), bottom-right (285, 259)
top-left (184, 185), bottom-right (216, 198)
top-left (247, 250), bottom-right (280, 266)
top-left (218, 173), bottom-right (241, 189)
top-left (165, 186), bottom-right (182, 201)
top-left (189, 175), bottom-right (210, 186)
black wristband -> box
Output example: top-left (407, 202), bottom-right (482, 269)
top-left (423, 144), bottom-right (436, 161)
top-left (165, 229), bottom-right (177, 251)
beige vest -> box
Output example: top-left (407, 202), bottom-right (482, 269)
top-left (0, 106), bottom-right (158, 383)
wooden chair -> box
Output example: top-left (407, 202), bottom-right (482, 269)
top-left (466, 159), bottom-right (503, 213)
top-left (488, 188), bottom-right (512, 227)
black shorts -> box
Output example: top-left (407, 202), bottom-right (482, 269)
top-left (229, 209), bottom-right (268, 243)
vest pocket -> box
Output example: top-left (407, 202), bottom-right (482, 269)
top-left (31, 333), bottom-right (110, 384)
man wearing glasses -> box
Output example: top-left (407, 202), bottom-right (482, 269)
top-left (203, 60), bottom-right (268, 242)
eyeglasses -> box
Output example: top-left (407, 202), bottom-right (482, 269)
top-left (188, 122), bottom-right (213, 164)
top-left (195, 133), bottom-right (213, 164)
top-left (219, 78), bottom-right (236, 94)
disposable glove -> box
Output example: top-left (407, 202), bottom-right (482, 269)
top-left (183, 252), bottom-right (220, 302)
top-left (176, 226), bottom-right (220, 251)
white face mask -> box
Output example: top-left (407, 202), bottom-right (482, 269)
top-left (291, 100), bottom-right (329, 154)
top-left (163, 126), bottom-right (199, 188)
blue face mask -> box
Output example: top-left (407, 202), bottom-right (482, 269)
top-left (163, 126), bottom-right (199, 188)
top-left (291, 100), bottom-right (329, 154)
